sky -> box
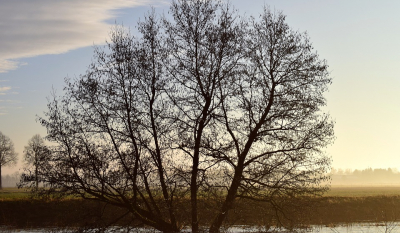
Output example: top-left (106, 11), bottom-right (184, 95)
top-left (1, 0), bottom-right (400, 175)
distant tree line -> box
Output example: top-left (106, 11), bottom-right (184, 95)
top-left (1, 173), bottom-right (20, 188)
top-left (7, 167), bottom-right (400, 188)
top-left (331, 168), bottom-right (400, 185)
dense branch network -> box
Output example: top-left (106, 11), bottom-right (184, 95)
top-left (20, 1), bottom-right (334, 232)
top-left (0, 131), bottom-right (18, 189)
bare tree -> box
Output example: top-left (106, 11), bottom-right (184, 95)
top-left (0, 131), bottom-right (18, 189)
top-left (208, 8), bottom-right (333, 232)
top-left (23, 134), bottom-right (50, 188)
top-left (163, 1), bottom-right (245, 231)
top-left (20, 1), bottom-right (334, 232)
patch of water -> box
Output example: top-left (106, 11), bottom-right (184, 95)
top-left (230, 223), bottom-right (399, 232)
top-left (310, 222), bottom-right (400, 233)
top-left (2, 223), bottom-right (400, 233)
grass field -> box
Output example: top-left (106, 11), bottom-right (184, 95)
top-left (3, 186), bottom-right (400, 200)
top-left (326, 186), bottom-right (400, 197)
top-left (2, 186), bottom-right (400, 229)
top-left (0, 187), bottom-right (29, 200)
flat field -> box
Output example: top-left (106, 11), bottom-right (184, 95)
top-left (2, 186), bottom-right (400, 229)
top-left (326, 186), bottom-right (400, 197)
top-left (0, 187), bottom-right (29, 200)
top-left (3, 186), bottom-right (400, 200)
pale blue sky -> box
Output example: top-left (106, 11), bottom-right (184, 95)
top-left (1, 0), bottom-right (400, 175)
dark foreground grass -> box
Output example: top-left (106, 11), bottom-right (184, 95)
top-left (2, 186), bottom-right (400, 230)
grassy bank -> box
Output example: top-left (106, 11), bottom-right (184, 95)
top-left (2, 186), bottom-right (400, 230)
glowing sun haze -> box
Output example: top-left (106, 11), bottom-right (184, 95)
top-left (1, 0), bottom-right (400, 175)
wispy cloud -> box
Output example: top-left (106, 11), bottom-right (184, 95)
top-left (0, 105), bottom-right (22, 116)
top-left (0, 86), bottom-right (12, 95)
top-left (0, 0), bottom-right (166, 73)
top-left (0, 100), bottom-right (19, 103)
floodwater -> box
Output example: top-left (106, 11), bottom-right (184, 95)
top-left (230, 223), bottom-right (400, 232)
top-left (2, 223), bottom-right (400, 233)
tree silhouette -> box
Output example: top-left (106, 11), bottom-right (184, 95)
top-left (0, 131), bottom-right (18, 189)
top-left (20, 1), bottom-right (334, 232)
top-left (22, 134), bottom-right (50, 188)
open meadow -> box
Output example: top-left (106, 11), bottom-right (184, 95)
top-left (326, 185), bottom-right (400, 197)
top-left (4, 185), bottom-right (400, 200)
top-left (0, 188), bottom-right (29, 200)
top-left (2, 186), bottom-right (400, 231)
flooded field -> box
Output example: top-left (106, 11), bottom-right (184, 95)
top-left (227, 223), bottom-right (400, 232)
top-left (2, 223), bottom-right (400, 233)
top-left (309, 223), bottom-right (400, 233)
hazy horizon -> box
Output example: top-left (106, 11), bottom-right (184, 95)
top-left (4, 167), bottom-right (400, 188)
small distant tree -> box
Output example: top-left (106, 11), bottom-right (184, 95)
top-left (22, 134), bottom-right (49, 188)
top-left (0, 131), bottom-right (18, 189)
top-left (3, 172), bottom-right (20, 188)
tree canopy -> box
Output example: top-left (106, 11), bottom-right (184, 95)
top-left (21, 1), bottom-right (334, 232)
top-left (0, 131), bottom-right (18, 189)
top-left (22, 134), bottom-right (50, 188)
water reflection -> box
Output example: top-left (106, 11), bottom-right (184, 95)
top-left (2, 223), bottom-right (400, 233)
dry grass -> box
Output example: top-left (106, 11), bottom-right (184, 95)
top-left (0, 187), bottom-right (30, 200)
top-left (3, 186), bottom-right (400, 230)
top-left (326, 186), bottom-right (400, 197)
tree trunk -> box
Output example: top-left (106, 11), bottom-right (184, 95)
top-left (191, 116), bottom-right (209, 233)
top-left (35, 165), bottom-right (38, 189)
top-left (0, 164), bottom-right (2, 189)
top-left (191, 157), bottom-right (199, 233)
top-left (209, 167), bottom-right (243, 233)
